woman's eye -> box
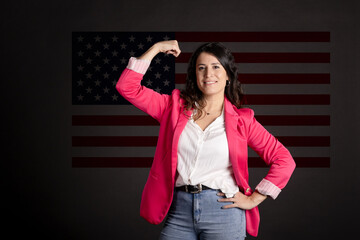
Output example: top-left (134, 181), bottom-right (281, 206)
top-left (213, 65), bottom-right (220, 69)
top-left (198, 67), bottom-right (205, 70)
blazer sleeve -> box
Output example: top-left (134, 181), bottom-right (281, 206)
top-left (116, 57), bottom-right (171, 122)
top-left (246, 109), bottom-right (296, 199)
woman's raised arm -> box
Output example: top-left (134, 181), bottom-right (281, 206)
top-left (116, 40), bottom-right (181, 122)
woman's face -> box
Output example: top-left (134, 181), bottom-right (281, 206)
top-left (195, 52), bottom-right (228, 98)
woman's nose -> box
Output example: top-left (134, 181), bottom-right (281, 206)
top-left (205, 68), bottom-right (213, 77)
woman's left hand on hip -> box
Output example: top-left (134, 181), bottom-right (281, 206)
top-left (217, 191), bottom-right (266, 210)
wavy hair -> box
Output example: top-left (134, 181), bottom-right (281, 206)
top-left (180, 42), bottom-right (244, 120)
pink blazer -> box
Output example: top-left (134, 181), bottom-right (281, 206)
top-left (116, 68), bottom-right (296, 237)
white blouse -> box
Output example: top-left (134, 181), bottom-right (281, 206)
top-left (175, 108), bottom-right (239, 198)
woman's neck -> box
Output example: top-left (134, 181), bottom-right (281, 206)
top-left (202, 94), bottom-right (225, 113)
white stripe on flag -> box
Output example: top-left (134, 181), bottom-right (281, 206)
top-left (72, 147), bottom-right (330, 158)
top-left (72, 105), bottom-right (331, 115)
top-left (175, 84), bottom-right (330, 94)
top-left (175, 63), bottom-right (330, 73)
top-left (72, 126), bottom-right (330, 137)
top-left (180, 42), bottom-right (330, 52)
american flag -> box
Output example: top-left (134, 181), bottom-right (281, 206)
top-left (72, 32), bottom-right (330, 168)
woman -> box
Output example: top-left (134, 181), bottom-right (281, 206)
top-left (116, 40), bottom-right (296, 239)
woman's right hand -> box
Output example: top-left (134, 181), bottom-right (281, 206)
top-left (138, 40), bottom-right (181, 61)
top-left (155, 40), bottom-right (181, 57)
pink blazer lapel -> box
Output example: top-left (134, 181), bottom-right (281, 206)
top-left (224, 97), bottom-right (249, 191)
top-left (171, 106), bottom-right (193, 184)
top-left (224, 97), bottom-right (240, 173)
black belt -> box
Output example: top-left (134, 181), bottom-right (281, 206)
top-left (176, 184), bottom-right (213, 193)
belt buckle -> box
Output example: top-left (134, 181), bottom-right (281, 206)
top-left (187, 184), bottom-right (202, 193)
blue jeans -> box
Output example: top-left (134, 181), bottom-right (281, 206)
top-left (159, 188), bottom-right (246, 240)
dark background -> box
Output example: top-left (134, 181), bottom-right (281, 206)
top-left (3, 0), bottom-right (360, 239)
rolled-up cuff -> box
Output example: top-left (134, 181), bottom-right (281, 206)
top-left (126, 57), bottom-right (151, 74)
top-left (255, 178), bottom-right (281, 200)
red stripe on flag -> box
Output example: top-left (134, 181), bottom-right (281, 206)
top-left (175, 32), bottom-right (330, 42)
top-left (72, 157), bottom-right (330, 168)
top-left (72, 115), bottom-right (158, 126)
top-left (72, 157), bottom-right (153, 168)
top-left (176, 73), bottom-right (330, 84)
top-left (72, 136), bottom-right (158, 146)
top-left (73, 115), bottom-right (330, 126)
top-left (276, 136), bottom-right (330, 146)
top-left (72, 136), bottom-right (329, 147)
top-left (239, 73), bottom-right (330, 84)
top-left (248, 157), bottom-right (330, 168)
top-left (243, 94), bottom-right (330, 105)
top-left (176, 53), bottom-right (330, 63)
top-left (255, 115), bottom-right (330, 126)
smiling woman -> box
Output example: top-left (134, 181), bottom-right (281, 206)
top-left (116, 40), bottom-right (296, 239)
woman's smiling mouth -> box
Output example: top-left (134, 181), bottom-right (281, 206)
top-left (203, 81), bottom-right (217, 85)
